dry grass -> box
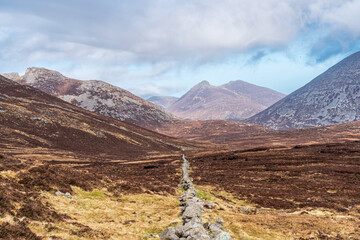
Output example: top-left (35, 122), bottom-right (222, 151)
top-left (0, 170), bottom-right (17, 178)
top-left (197, 185), bottom-right (360, 240)
top-left (28, 187), bottom-right (181, 240)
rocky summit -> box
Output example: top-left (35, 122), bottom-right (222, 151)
top-left (247, 51), bottom-right (360, 130)
top-left (2, 67), bottom-right (176, 128)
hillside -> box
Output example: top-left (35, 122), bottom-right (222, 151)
top-left (2, 67), bottom-right (176, 129)
top-left (166, 80), bottom-right (285, 120)
top-left (248, 51), bottom-right (360, 129)
top-left (0, 74), bottom-right (188, 159)
top-left (147, 96), bottom-right (179, 109)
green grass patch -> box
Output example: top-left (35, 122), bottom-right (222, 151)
top-left (76, 189), bottom-right (106, 200)
top-left (196, 189), bottom-right (212, 200)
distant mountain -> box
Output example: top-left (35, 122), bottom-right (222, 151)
top-left (166, 80), bottom-right (285, 120)
top-left (0, 75), bottom-right (186, 158)
top-left (223, 80), bottom-right (286, 106)
top-left (2, 67), bottom-right (176, 128)
top-left (147, 96), bottom-right (179, 109)
top-left (247, 51), bottom-right (360, 130)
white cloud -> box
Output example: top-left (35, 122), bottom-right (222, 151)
top-left (0, 0), bottom-right (359, 96)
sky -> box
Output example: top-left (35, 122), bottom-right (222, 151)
top-left (1, 0), bottom-right (360, 98)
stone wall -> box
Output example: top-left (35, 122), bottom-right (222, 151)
top-left (160, 155), bottom-right (232, 240)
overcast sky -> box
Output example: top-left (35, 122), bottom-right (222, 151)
top-left (1, 0), bottom-right (360, 98)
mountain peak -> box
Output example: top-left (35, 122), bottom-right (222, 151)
top-left (196, 80), bottom-right (211, 87)
top-left (167, 79), bottom-right (285, 120)
top-left (23, 67), bottom-right (65, 84)
top-left (1, 72), bottom-right (21, 81)
top-left (248, 51), bottom-right (360, 129)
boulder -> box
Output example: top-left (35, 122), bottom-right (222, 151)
top-left (160, 227), bottom-right (179, 240)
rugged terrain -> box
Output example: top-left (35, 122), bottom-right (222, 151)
top-left (2, 67), bottom-right (176, 129)
top-left (165, 80), bottom-right (285, 120)
top-left (0, 75), bottom-right (359, 239)
top-left (187, 140), bottom-right (360, 239)
top-left (0, 74), bottom-right (191, 239)
top-left (248, 51), bottom-right (360, 129)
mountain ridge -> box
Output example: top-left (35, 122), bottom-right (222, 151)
top-left (165, 80), bottom-right (285, 120)
top-left (2, 67), bottom-right (176, 129)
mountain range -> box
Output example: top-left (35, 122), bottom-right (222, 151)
top-left (4, 51), bottom-right (360, 132)
top-left (152, 80), bottom-right (285, 120)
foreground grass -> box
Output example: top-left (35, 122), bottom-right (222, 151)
top-left (2, 176), bottom-right (358, 239)
top-left (27, 187), bottom-right (181, 240)
top-left (22, 185), bottom-right (360, 240)
top-left (197, 185), bottom-right (360, 240)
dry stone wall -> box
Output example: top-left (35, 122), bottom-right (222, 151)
top-left (160, 155), bottom-right (232, 240)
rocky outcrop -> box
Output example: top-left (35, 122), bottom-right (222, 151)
top-left (160, 155), bottom-right (231, 240)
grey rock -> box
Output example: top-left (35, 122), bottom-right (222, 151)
top-left (203, 222), bottom-right (211, 229)
top-left (215, 217), bottom-right (224, 225)
top-left (186, 235), bottom-right (211, 240)
top-left (209, 224), bottom-right (222, 235)
top-left (160, 227), bottom-right (179, 240)
top-left (214, 231), bottom-right (232, 240)
top-left (175, 225), bottom-right (183, 237)
top-left (144, 233), bottom-right (160, 238)
top-left (204, 201), bottom-right (214, 209)
top-left (55, 190), bottom-right (63, 196)
top-left (183, 223), bottom-right (207, 237)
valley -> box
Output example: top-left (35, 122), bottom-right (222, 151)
top-left (1, 52), bottom-right (360, 240)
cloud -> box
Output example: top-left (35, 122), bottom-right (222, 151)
top-left (0, 0), bottom-right (360, 95)
top-left (246, 50), bottom-right (268, 65)
top-left (306, 0), bottom-right (360, 62)
top-left (128, 82), bottom-right (186, 98)
top-left (309, 31), bottom-right (357, 63)
top-left (0, 0), bottom-right (305, 62)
